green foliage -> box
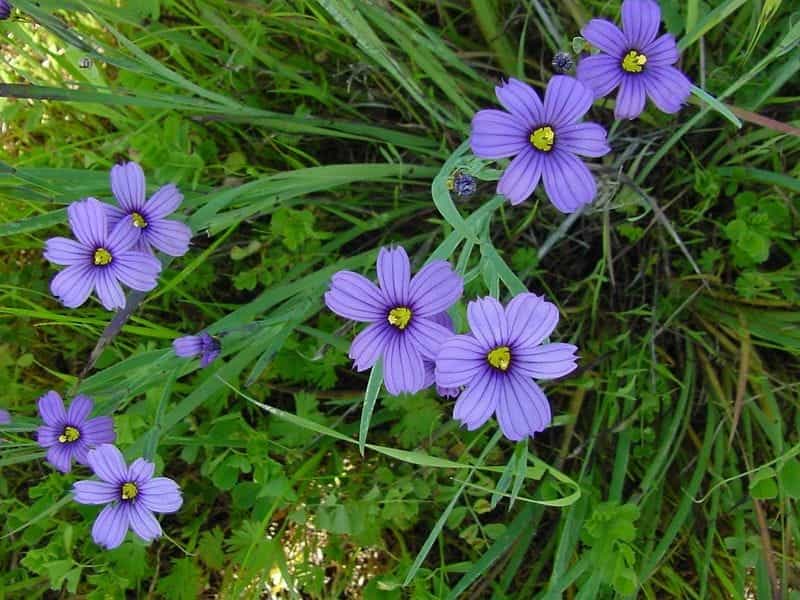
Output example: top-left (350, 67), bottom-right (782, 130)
top-left (582, 502), bottom-right (641, 595)
top-left (1, 0), bottom-right (798, 598)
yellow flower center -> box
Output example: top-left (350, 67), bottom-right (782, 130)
top-left (93, 248), bottom-right (113, 266)
top-left (131, 212), bottom-right (147, 228)
top-left (121, 482), bottom-right (139, 500)
top-left (530, 126), bottom-right (555, 152)
top-left (58, 425), bottom-right (80, 443)
top-left (622, 50), bottom-right (647, 73)
top-left (487, 346), bottom-right (511, 371)
top-left (387, 307), bottom-right (412, 330)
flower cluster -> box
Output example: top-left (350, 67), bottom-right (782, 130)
top-left (325, 246), bottom-right (578, 441)
top-left (44, 162), bottom-right (191, 311)
top-left (471, 0), bottom-right (689, 210)
top-left (9, 390), bottom-right (185, 549)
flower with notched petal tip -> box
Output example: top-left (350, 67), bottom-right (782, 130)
top-left (470, 76), bottom-right (610, 212)
top-left (36, 391), bottom-right (116, 473)
top-left (44, 198), bottom-right (162, 310)
top-left (105, 162), bottom-right (192, 257)
top-left (325, 246), bottom-right (463, 396)
top-left (73, 444), bottom-right (183, 550)
top-left (577, 0), bottom-right (691, 119)
top-left (435, 293), bottom-right (578, 441)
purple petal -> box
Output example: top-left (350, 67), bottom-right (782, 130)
top-left (581, 19), bottom-right (627, 57)
top-left (349, 322), bottom-right (394, 372)
top-left (622, 0), bottom-right (662, 49)
top-left (377, 246), bottom-right (411, 306)
top-left (404, 318), bottom-right (455, 360)
top-left (325, 271), bottom-right (388, 322)
top-left (466, 297), bottom-right (508, 349)
top-left (495, 78), bottom-right (545, 126)
top-left (542, 149), bottom-right (597, 213)
top-left (143, 219), bottom-right (192, 257)
top-left (46, 444), bottom-right (73, 473)
top-left (435, 334), bottom-right (487, 388)
top-left (408, 261), bottom-right (463, 316)
top-left (87, 444), bottom-right (128, 484)
top-left (145, 183), bottom-right (182, 220)
top-left (92, 503), bottom-right (130, 549)
top-left (38, 391), bottom-right (66, 427)
top-left (111, 251), bottom-right (162, 292)
top-left (557, 123), bottom-right (610, 157)
top-left (0, 409), bottom-right (9, 425)
top-left (107, 217), bottom-right (141, 254)
top-left (200, 347), bottom-right (220, 368)
top-left (37, 425), bottom-right (60, 447)
top-left (514, 343), bottom-right (579, 379)
top-left (382, 334), bottom-right (425, 396)
top-left (72, 441), bottom-right (90, 466)
top-left (67, 395), bottom-right (93, 425)
top-left (644, 33), bottom-right (679, 67)
top-left (139, 477), bottom-right (183, 513)
top-left (73, 480), bottom-right (120, 505)
top-left (128, 503), bottom-right (162, 542)
top-left (543, 76), bottom-right (594, 126)
top-left (110, 162), bottom-right (146, 212)
top-left (173, 335), bottom-right (202, 358)
top-left (505, 293), bottom-right (560, 348)
top-left (497, 147), bottom-right (543, 206)
top-left (429, 312), bottom-right (454, 332)
top-left (644, 66), bottom-right (691, 114)
top-left (68, 198), bottom-right (108, 248)
top-left (50, 264), bottom-right (96, 309)
top-left (615, 75), bottom-right (647, 119)
top-left (127, 457), bottom-right (155, 484)
top-left (495, 374), bottom-right (552, 441)
top-left (95, 269), bottom-right (126, 311)
top-left (576, 54), bottom-right (624, 99)
top-left (470, 109), bottom-right (529, 159)
top-left (104, 203), bottom-right (127, 230)
top-left (44, 237), bottom-right (91, 266)
top-left (82, 416), bottom-right (116, 445)
top-left (453, 368), bottom-right (500, 431)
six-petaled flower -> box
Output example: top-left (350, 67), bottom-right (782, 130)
top-left (470, 76), bottom-right (610, 212)
top-left (36, 391), bottom-right (116, 473)
top-left (44, 198), bottom-right (162, 310)
top-left (577, 0), bottom-right (691, 119)
top-left (325, 246), bottom-right (463, 396)
top-left (73, 444), bottom-right (183, 549)
top-left (106, 162), bottom-right (192, 257)
top-left (435, 294), bottom-right (578, 441)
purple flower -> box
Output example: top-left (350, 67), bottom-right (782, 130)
top-left (0, 409), bottom-right (10, 424)
top-left (325, 246), bottom-right (463, 396)
top-left (435, 294), bottom-right (578, 441)
top-left (470, 76), bottom-right (610, 212)
top-left (577, 0), bottom-right (691, 119)
top-left (0, 1), bottom-right (11, 20)
top-left (36, 391), bottom-right (116, 473)
top-left (105, 162), bottom-right (192, 257)
top-left (423, 313), bottom-right (459, 398)
top-left (173, 332), bottom-right (220, 367)
top-left (73, 444), bottom-right (183, 549)
top-left (44, 198), bottom-right (162, 310)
